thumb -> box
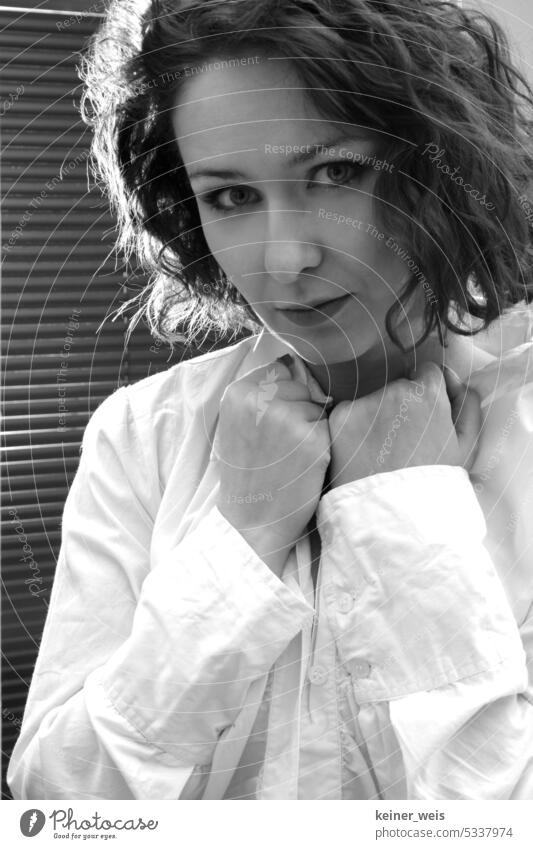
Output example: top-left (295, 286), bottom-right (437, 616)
top-left (441, 364), bottom-right (481, 470)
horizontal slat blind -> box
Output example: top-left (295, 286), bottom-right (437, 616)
top-left (1, 8), bottom-right (122, 801)
top-left (0, 5), bottom-right (205, 799)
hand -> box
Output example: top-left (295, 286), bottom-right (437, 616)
top-left (328, 361), bottom-right (481, 488)
top-left (216, 354), bottom-right (332, 577)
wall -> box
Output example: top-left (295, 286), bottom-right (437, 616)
top-left (472, 1), bottom-right (533, 80)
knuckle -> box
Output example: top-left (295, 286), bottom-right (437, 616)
top-left (396, 377), bottom-right (413, 394)
top-left (418, 360), bottom-right (441, 377)
top-left (293, 418), bottom-right (314, 441)
top-left (328, 401), bottom-right (352, 432)
top-left (421, 361), bottom-right (444, 387)
top-left (387, 380), bottom-right (410, 405)
top-left (239, 384), bottom-right (259, 411)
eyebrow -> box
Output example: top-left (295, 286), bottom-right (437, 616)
top-left (187, 132), bottom-right (373, 182)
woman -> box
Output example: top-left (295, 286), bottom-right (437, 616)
top-left (8, 0), bottom-right (533, 799)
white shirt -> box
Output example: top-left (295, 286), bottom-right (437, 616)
top-left (7, 306), bottom-right (533, 800)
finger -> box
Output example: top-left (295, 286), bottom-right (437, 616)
top-left (252, 354), bottom-right (334, 408)
top-left (441, 364), bottom-right (473, 430)
top-left (267, 379), bottom-right (316, 403)
top-left (441, 364), bottom-right (464, 423)
top-left (234, 359), bottom-right (309, 408)
top-left (442, 365), bottom-right (482, 469)
top-left (238, 355), bottom-right (293, 385)
top-left (298, 358), bottom-right (334, 406)
top-left (292, 400), bottom-right (333, 422)
top-left (275, 352), bottom-right (297, 379)
top-left (277, 353), bottom-right (335, 411)
top-left (407, 360), bottom-right (444, 389)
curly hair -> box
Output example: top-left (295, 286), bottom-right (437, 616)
top-left (80, 0), bottom-right (533, 351)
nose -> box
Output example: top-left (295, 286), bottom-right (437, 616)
top-left (263, 208), bottom-right (322, 284)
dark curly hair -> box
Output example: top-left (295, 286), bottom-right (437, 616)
top-left (80, 0), bottom-right (533, 351)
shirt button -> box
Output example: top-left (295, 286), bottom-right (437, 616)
top-left (348, 659), bottom-right (372, 679)
top-left (308, 664), bottom-right (328, 686)
top-left (337, 591), bottom-right (354, 613)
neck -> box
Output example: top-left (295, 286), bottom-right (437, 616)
top-left (306, 330), bottom-right (455, 403)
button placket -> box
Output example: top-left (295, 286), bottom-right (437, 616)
top-left (306, 580), bottom-right (334, 718)
top-left (307, 664), bottom-right (328, 686)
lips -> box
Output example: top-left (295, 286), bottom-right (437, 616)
top-left (275, 293), bottom-right (352, 326)
top-left (278, 294), bottom-right (348, 312)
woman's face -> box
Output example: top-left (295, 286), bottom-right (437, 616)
top-left (172, 56), bottom-right (421, 365)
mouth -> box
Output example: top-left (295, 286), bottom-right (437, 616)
top-left (275, 293), bottom-right (352, 326)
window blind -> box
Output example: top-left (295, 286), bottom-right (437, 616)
top-left (1, 5), bottom-right (224, 799)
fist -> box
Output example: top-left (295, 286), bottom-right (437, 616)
top-left (328, 362), bottom-right (481, 488)
top-left (216, 354), bottom-right (332, 576)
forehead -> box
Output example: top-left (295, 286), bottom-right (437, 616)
top-left (171, 57), bottom-right (365, 163)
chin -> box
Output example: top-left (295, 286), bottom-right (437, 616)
top-left (277, 327), bottom-right (381, 367)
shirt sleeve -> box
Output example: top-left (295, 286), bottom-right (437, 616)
top-left (316, 464), bottom-right (533, 799)
top-left (7, 386), bottom-right (315, 801)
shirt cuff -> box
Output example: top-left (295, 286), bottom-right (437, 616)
top-left (96, 505), bottom-right (314, 765)
top-left (316, 465), bottom-right (525, 703)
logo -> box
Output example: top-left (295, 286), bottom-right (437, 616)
top-left (20, 809), bottom-right (45, 837)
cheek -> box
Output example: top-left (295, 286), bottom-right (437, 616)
top-left (202, 230), bottom-right (264, 303)
top-left (360, 232), bottom-right (410, 298)
top-left (200, 218), bottom-right (254, 276)
top-left (338, 189), bottom-right (407, 289)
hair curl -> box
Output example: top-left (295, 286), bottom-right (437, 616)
top-left (80, 0), bottom-right (533, 351)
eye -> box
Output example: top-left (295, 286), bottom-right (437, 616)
top-left (310, 160), bottom-right (365, 187)
top-left (199, 185), bottom-right (260, 213)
